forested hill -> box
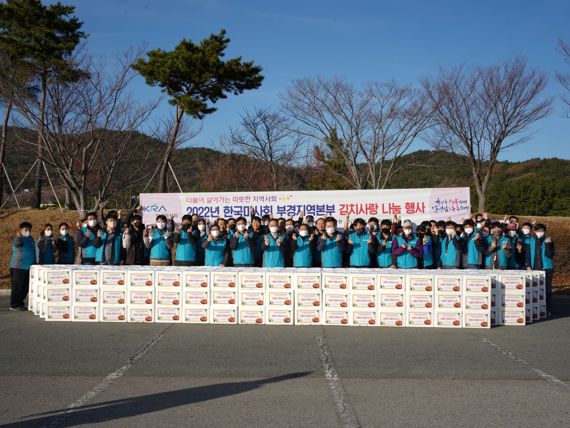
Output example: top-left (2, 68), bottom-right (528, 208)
top-left (2, 127), bottom-right (569, 216)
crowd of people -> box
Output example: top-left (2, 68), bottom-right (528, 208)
top-left (9, 209), bottom-right (555, 315)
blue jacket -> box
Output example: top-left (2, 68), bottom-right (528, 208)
top-left (77, 226), bottom-right (99, 259)
top-left (462, 232), bottom-right (485, 267)
top-left (262, 233), bottom-right (287, 268)
top-left (174, 229), bottom-right (198, 262)
top-left (347, 231), bottom-right (371, 267)
top-left (439, 236), bottom-right (463, 268)
top-left (203, 237), bottom-right (228, 266)
top-left (422, 235), bottom-right (434, 267)
top-left (10, 236), bottom-right (36, 270)
top-left (525, 236), bottom-right (554, 271)
top-left (316, 232), bottom-right (346, 268)
top-left (148, 228), bottom-right (172, 261)
top-left (230, 232), bottom-right (255, 265)
top-left (95, 231), bottom-right (122, 265)
top-left (373, 233), bottom-right (394, 268)
top-left (291, 235), bottom-right (313, 267)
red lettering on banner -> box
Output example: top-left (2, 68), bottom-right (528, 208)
top-left (381, 203), bottom-right (401, 215)
top-left (405, 202), bottom-right (426, 214)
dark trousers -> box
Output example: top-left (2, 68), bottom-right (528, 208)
top-left (545, 271), bottom-right (553, 312)
top-left (10, 268), bottom-right (30, 308)
top-left (81, 258), bottom-right (97, 265)
top-left (173, 260), bottom-right (196, 266)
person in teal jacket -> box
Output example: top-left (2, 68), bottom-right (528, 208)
top-left (438, 222), bottom-right (464, 269)
top-left (506, 223), bottom-right (525, 269)
top-left (346, 218), bottom-right (372, 267)
top-left (248, 216), bottom-right (265, 267)
top-left (173, 215), bottom-right (199, 266)
top-left (525, 223), bottom-right (555, 316)
top-left (485, 223), bottom-right (512, 269)
top-left (55, 223), bottom-right (75, 264)
top-left (370, 220), bottom-right (395, 268)
top-left (416, 223), bottom-right (435, 268)
top-left (76, 212), bottom-right (100, 265)
top-left (143, 214), bottom-right (173, 266)
top-left (520, 222), bottom-right (534, 245)
top-left (95, 216), bottom-right (123, 265)
top-left (461, 219), bottom-right (486, 269)
top-left (36, 223), bottom-right (56, 265)
top-left (202, 225), bottom-right (230, 266)
top-left (316, 217), bottom-right (346, 268)
top-left (311, 218), bottom-right (326, 267)
top-left (391, 220), bottom-right (423, 269)
top-left (10, 222), bottom-right (36, 311)
top-left (261, 219), bottom-right (288, 268)
top-left (230, 216), bottom-right (255, 266)
top-left (290, 224), bottom-right (315, 267)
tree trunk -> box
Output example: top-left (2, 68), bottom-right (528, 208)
top-left (0, 100), bottom-right (13, 206)
top-left (64, 188), bottom-right (70, 210)
top-left (158, 105), bottom-right (184, 193)
top-left (33, 76), bottom-right (48, 209)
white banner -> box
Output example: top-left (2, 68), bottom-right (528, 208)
top-left (140, 188), bottom-right (471, 227)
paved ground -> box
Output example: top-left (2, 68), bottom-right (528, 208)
top-left (0, 296), bottom-right (569, 428)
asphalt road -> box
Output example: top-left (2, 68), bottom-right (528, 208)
top-left (0, 296), bottom-right (569, 428)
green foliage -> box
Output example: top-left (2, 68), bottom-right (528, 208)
top-left (132, 30), bottom-right (264, 119)
top-left (308, 129), bottom-right (352, 190)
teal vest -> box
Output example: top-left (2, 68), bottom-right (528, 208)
top-left (349, 231), bottom-right (371, 267)
top-left (376, 234), bottom-right (393, 268)
top-left (95, 231), bottom-right (122, 265)
top-left (395, 235), bottom-right (419, 269)
top-left (232, 232), bottom-right (254, 265)
top-left (263, 234), bottom-right (286, 268)
top-left (82, 226), bottom-right (98, 259)
top-left (528, 237), bottom-right (554, 270)
top-left (293, 236), bottom-right (312, 267)
top-left (150, 229), bottom-right (171, 260)
top-left (465, 233), bottom-right (480, 266)
top-left (423, 235), bottom-right (434, 267)
top-left (10, 237), bottom-right (36, 270)
top-left (440, 236), bottom-right (460, 267)
top-left (321, 235), bottom-right (343, 268)
top-left (205, 238), bottom-right (226, 266)
top-left (175, 229), bottom-right (197, 262)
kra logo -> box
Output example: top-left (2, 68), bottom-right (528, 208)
top-left (143, 204), bottom-right (167, 213)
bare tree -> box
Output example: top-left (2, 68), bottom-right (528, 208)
top-left (227, 108), bottom-right (303, 190)
top-left (423, 58), bottom-right (552, 211)
top-left (556, 38), bottom-right (570, 118)
top-left (281, 77), bottom-right (431, 189)
top-left (5, 48), bottom-right (159, 215)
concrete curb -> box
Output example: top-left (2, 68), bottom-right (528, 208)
top-left (0, 289), bottom-right (11, 296)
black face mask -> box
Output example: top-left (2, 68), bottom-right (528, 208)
top-left (229, 224), bottom-right (236, 231)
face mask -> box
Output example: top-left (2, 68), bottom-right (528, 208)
top-left (477, 223), bottom-right (484, 229)
top-left (229, 224), bottom-right (236, 231)
top-left (88, 220), bottom-right (97, 228)
top-left (535, 231), bottom-right (544, 239)
top-left (481, 231), bottom-right (489, 237)
top-left (326, 227), bottom-right (335, 235)
top-left (198, 224), bottom-right (205, 231)
top-left (286, 226), bottom-right (294, 233)
top-left (403, 228), bottom-right (412, 235)
top-left (299, 230), bottom-right (308, 238)
top-left (522, 228), bottom-right (530, 235)
top-left (381, 227), bottom-right (390, 232)
top-left (22, 230), bottom-right (30, 238)
top-left (508, 230), bottom-right (517, 237)
top-left (44, 230), bottom-right (52, 237)
top-left (464, 227), bottom-right (473, 235)
top-left (237, 224), bottom-right (246, 232)
top-left (211, 230), bottom-right (220, 238)
top-left (60, 229), bottom-right (68, 236)
top-left (369, 225), bottom-right (377, 231)
top-left (269, 226), bottom-right (279, 234)
top-left (156, 222), bottom-right (166, 230)
top-left (446, 229), bottom-right (454, 236)
top-left (493, 229), bottom-right (502, 236)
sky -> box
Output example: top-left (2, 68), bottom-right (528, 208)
top-left (65, 0), bottom-right (570, 161)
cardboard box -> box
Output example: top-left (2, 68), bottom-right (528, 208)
top-left (294, 269), bottom-right (321, 290)
top-left (323, 308), bottom-right (350, 326)
top-left (45, 303), bottom-right (72, 321)
top-left (378, 310), bottom-right (405, 327)
top-left (72, 304), bottom-right (99, 322)
top-left (155, 288), bottom-right (182, 306)
top-left (266, 270), bottom-right (294, 289)
top-left (498, 274), bottom-right (526, 293)
top-left (463, 312), bottom-right (490, 328)
top-left (73, 270), bottom-right (100, 287)
top-left (435, 311), bottom-right (462, 328)
top-left (183, 307), bottom-right (209, 323)
top-left (128, 306), bottom-right (154, 323)
top-left (211, 270), bottom-right (238, 289)
top-left (464, 276), bottom-right (492, 294)
top-left (72, 287), bottom-right (99, 304)
top-left (532, 305), bottom-right (540, 322)
top-left (266, 307), bottom-right (294, 325)
top-left (351, 309), bottom-right (377, 326)
top-left (100, 306), bottom-right (127, 322)
top-left (378, 273), bottom-right (405, 291)
top-left (490, 308), bottom-right (501, 326)
top-left (239, 271), bottom-right (266, 290)
top-left (502, 294), bottom-right (525, 309)
top-left (183, 271), bottom-right (210, 289)
top-left (156, 306), bottom-right (181, 322)
top-left (295, 308), bottom-right (321, 325)
top-left (464, 295), bottom-right (491, 311)
top-left (183, 289), bottom-right (209, 306)
top-left (323, 290), bottom-right (349, 308)
top-left (322, 270), bottom-right (349, 290)
top-left (435, 275), bottom-right (462, 293)
top-left (156, 271), bottom-right (182, 288)
top-left (128, 270), bottom-right (155, 288)
top-left (296, 290), bottom-right (322, 308)
top-left (407, 275), bottom-right (434, 293)
top-left (378, 291), bottom-right (405, 309)
top-left (406, 310), bottom-right (433, 327)
top-left (239, 290), bottom-right (266, 307)
top-left (101, 270), bottom-right (127, 287)
top-left (502, 309), bottom-right (526, 326)
top-left (349, 272), bottom-right (377, 291)
top-left (436, 294), bottom-right (462, 310)
top-left (44, 269), bottom-right (71, 286)
top-left (267, 290), bottom-right (294, 307)
top-left (351, 292), bottom-right (377, 309)
top-left (239, 308), bottom-right (265, 324)
top-left (211, 289), bottom-right (238, 306)
top-left (101, 288), bottom-right (127, 305)
top-left (128, 289), bottom-right (154, 306)
top-left (539, 304), bottom-right (547, 319)
top-left (210, 306), bottom-right (237, 324)
top-left (407, 293), bottom-right (434, 309)
top-left (46, 287), bottom-right (71, 303)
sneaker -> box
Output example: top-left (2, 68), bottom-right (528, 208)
top-left (9, 307), bottom-right (16, 311)
top-left (10, 306), bottom-right (27, 312)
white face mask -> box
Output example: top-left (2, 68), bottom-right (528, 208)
top-left (403, 228), bottom-right (412, 235)
top-left (269, 226), bottom-right (279, 234)
top-left (477, 223), bottom-right (484, 229)
top-left (237, 224), bottom-right (246, 232)
top-left (522, 228), bottom-right (530, 235)
top-left (198, 224), bottom-right (205, 231)
top-left (60, 229), bottom-right (68, 236)
top-left (299, 230), bottom-right (308, 238)
top-left (286, 226), bottom-right (294, 233)
top-left (211, 230), bottom-right (220, 238)
top-left (446, 229), bottom-right (454, 236)
top-left (464, 227), bottom-right (473, 235)
top-left (508, 230), bottom-right (517, 237)
top-left (156, 222), bottom-right (166, 230)
top-left (22, 230), bottom-right (30, 238)
top-left (535, 231), bottom-right (544, 239)
top-left (88, 220), bottom-right (97, 228)
top-left (326, 227), bottom-right (335, 235)
top-left (44, 230), bottom-right (52, 237)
